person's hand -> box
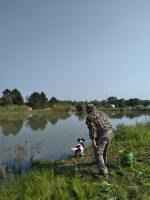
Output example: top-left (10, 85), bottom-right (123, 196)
top-left (92, 139), bottom-right (98, 149)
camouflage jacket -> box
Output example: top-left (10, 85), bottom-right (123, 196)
top-left (86, 110), bottom-right (113, 140)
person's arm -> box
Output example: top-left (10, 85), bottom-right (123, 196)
top-left (92, 139), bottom-right (98, 149)
top-left (86, 117), bottom-right (98, 148)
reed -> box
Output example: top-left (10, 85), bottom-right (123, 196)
top-left (0, 105), bottom-right (29, 113)
top-left (51, 103), bottom-right (76, 112)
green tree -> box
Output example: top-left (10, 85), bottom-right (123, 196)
top-left (40, 92), bottom-right (48, 107)
top-left (100, 100), bottom-right (108, 107)
top-left (126, 98), bottom-right (141, 107)
top-left (89, 100), bottom-right (100, 107)
top-left (0, 96), bottom-right (13, 106)
top-left (2, 89), bottom-right (12, 97)
top-left (142, 100), bottom-right (150, 107)
top-left (0, 88), bottom-right (24, 106)
top-left (107, 96), bottom-right (117, 104)
top-left (0, 89), bottom-right (13, 106)
top-left (27, 92), bottom-right (48, 109)
top-left (12, 89), bottom-right (24, 105)
top-left (115, 99), bottom-right (125, 108)
top-left (49, 97), bottom-right (58, 105)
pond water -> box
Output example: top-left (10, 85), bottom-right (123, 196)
top-left (0, 111), bottom-right (150, 175)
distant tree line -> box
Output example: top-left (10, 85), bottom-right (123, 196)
top-left (90, 96), bottom-right (150, 108)
top-left (0, 89), bottom-right (86, 111)
top-left (0, 89), bottom-right (150, 110)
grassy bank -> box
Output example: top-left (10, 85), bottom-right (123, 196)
top-left (99, 106), bottom-right (150, 112)
top-left (0, 104), bottom-right (76, 114)
top-left (0, 105), bottom-right (30, 113)
top-left (1, 123), bottom-right (150, 199)
top-left (1, 105), bottom-right (150, 115)
top-left (50, 103), bottom-right (76, 112)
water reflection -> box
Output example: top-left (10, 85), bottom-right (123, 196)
top-left (0, 114), bottom-right (29, 136)
top-left (0, 120), bottom-right (23, 135)
top-left (74, 112), bottom-right (86, 121)
top-left (125, 112), bottom-right (150, 119)
top-left (106, 111), bottom-right (150, 119)
top-left (27, 115), bottom-right (48, 131)
top-left (47, 112), bottom-right (70, 125)
top-left (0, 111), bottom-right (150, 136)
top-left (0, 112), bottom-right (72, 136)
top-left (1, 111), bottom-right (150, 179)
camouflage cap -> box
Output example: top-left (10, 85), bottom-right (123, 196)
top-left (86, 104), bottom-right (96, 113)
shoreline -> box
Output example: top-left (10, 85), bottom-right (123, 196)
top-left (1, 106), bottom-right (150, 115)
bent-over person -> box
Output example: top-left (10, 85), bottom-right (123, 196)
top-left (86, 104), bottom-right (114, 178)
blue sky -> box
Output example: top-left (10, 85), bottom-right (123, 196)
top-left (1, 0), bottom-right (150, 101)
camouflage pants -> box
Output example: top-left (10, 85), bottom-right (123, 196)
top-left (94, 139), bottom-right (110, 175)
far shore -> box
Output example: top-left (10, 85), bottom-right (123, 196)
top-left (1, 105), bottom-right (150, 115)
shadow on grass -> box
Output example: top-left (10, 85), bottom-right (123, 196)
top-left (31, 158), bottom-right (118, 179)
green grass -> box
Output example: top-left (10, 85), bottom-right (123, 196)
top-left (0, 104), bottom-right (76, 114)
top-left (98, 106), bottom-right (150, 112)
top-left (98, 107), bottom-right (126, 112)
top-left (32, 107), bottom-right (52, 114)
top-left (0, 105), bottom-right (53, 114)
top-left (1, 123), bottom-right (150, 199)
top-left (50, 103), bottom-right (76, 112)
top-left (1, 104), bottom-right (150, 115)
top-left (0, 105), bottom-right (29, 113)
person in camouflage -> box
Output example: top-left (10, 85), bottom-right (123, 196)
top-left (86, 104), bottom-right (114, 178)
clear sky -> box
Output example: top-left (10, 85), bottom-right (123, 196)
top-left (1, 0), bottom-right (150, 101)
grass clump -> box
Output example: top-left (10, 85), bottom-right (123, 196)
top-left (50, 103), bottom-right (76, 112)
top-left (32, 107), bottom-right (52, 114)
top-left (1, 123), bottom-right (150, 199)
top-left (0, 105), bottom-right (29, 113)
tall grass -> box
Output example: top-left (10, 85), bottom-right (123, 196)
top-left (32, 107), bottom-right (52, 114)
top-left (115, 123), bottom-right (150, 145)
top-left (0, 168), bottom-right (123, 200)
top-left (0, 105), bottom-right (29, 113)
top-left (51, 103), bottom-right (76, 112)
top-left (0, 104), bottom-right (76, 114)
top-left (99, 106), bottom-right (150, 113)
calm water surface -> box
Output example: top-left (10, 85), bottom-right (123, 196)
top-left (0, 111), bottom-right (150, 174)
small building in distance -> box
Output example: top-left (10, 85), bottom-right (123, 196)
top-left (111, 104), bottom-right (115, 108)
